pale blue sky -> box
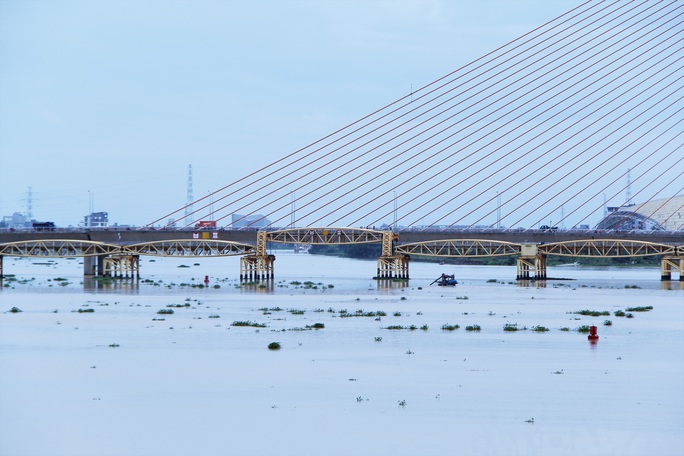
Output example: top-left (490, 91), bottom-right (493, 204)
top-left (1, 0), bottom-right (600, 227)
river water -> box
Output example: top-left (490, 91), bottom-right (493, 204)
top-left (1, 252), bottom-right (682, 456)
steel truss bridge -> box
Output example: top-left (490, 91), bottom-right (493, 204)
top-left (0, 229), bottom-right (682, 281)
top-left (0, 238), bottom-right (255, 279)
top-left (396, 237), bottom-right (683, 281)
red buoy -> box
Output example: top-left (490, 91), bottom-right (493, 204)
top-left (588, 325), bottom-right (599, 341)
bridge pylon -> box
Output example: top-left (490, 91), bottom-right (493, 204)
top-left (375, 231), bottom-right (409, 280)
top-left (516, 244), bottom-right (547, 281)
top-left (240, 231), bottom-right (275, 281)
top-left (661, 256), bottom-right (684, 281)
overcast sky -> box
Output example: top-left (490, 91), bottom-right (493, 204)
top-left (1, 0), bottom-right (587, 227)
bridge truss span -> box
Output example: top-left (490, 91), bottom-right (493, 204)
top-left (250, 228), bottom-right (407, 281)
top-left (396, 239), bottom-right (522, 257)
top-left (538, 239), bottom-right (677, 257)
top-left (123, 239), bottom-right (256, 257)
top-left (0, 239), bottom-right (122, 257)
top-left (265, 227), bottom-right (388, 246)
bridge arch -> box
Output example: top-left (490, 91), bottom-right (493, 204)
top-left (538, 239), bottom-right (677, 257)
top-left (264, 227), bottom-right (387, 246)
top-left (239, 228), bottom-right (403, 281)
top-left (0, 239), bottom-right (122, 257)
top-left (123, 239), bottom-right (256, 257)
top-left (395, 239), bottom-right (522, 257)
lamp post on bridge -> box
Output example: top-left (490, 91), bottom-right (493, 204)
top-left (393, 190), bottom-right (397, 231)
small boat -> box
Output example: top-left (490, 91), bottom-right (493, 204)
top-left (431, 273), bottom-right (458, 286)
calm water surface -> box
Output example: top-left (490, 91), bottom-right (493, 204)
top-left (1, 251), bottom-right (682, 456)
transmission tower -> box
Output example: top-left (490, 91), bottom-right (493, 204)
top-left (185, 165), bottom-right (194, 224)
top-left (625, 168), bottom-right (632, 205)
top-left (26, 187), bottom-right (33, 220)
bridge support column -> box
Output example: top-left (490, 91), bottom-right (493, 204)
top-left (516, 255), bottom-right (547, 280)
top-left (240, 255), bottom-right (275, 281)
top-left (375, 231), bottom-right (409, 280)
top-left (661, 256), bottom-right (684, 281)
top-left (0, 255), bottom-right (3, 279)
top-left (376, 254), bottom-right (410, 280)
top-left (240, 231), bottom-right (275, 281)
top-left (104, 255), bottom-right (140, 279)
top-left (516, 245), bottom-right (546, 280)
top-left (84, 255), bottom-right (105, 277)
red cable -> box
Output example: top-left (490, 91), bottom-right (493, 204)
top-left (431, 42), bottom-right (684, 229)
top-left (524, 104), bottom-right (684, 230)
top-left (394, 42), bottom-right (683, 229)
top-left (147, 0), bottom-right (602, 227)
top-left (210, 0), bottom-right (636, 228)
top-left (312, 6), bottom-right (682, 228)
top-left (629, 187), bottom-right (684, 232)
top-left (347, 17), bottom-right (684, 230)
top-left (567, 146), bottom-right (684, 230)
top-left (517, 123), bottom-right (684, 231)
top-left (502, 85), bottom-right (684, 229)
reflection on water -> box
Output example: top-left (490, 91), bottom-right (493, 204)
top-left (235, 278), bottom-right (412, 293)
top-left (238, 280), bottom-right (274, 293)
top-left (661, 280), bottom-right (684, 291)
top-left (375, 278), bottom-right (410, 290)
top-left (83, 277), bottom-right (140, 293)
top-left (516, 279), bottom-right (547, 288)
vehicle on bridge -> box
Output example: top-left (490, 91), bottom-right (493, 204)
top-left (32, 221), bottom-right (56, 231)
top-left (195, 220), bottom-right (217, 229)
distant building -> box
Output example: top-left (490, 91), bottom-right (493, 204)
top-left (231, 213), bottom-right (270, 228)
top-left (0, 212), bottom-right (32, 229)
top-left (84, 211), bottom-right (109, 228)
top-left (596, 195), bottom-right (684, 231)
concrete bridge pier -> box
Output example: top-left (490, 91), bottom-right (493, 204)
top-left (376, 254), bottom-right (410, 280)
top-left (104, 255), bottom-right (140, 279)
top-left (661, 256), bottom-right (684, 281)
top-left (0, 255), bottom-right (3, 278)
top-left (240, 255), bottom-right (275, 281)
top-left (83, 255), bottom-right (106, 277)
top-left (517, 245), bottom-right (547, 280)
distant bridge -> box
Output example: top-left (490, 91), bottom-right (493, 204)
top-left (0, 228), bottom-right (682, 281)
